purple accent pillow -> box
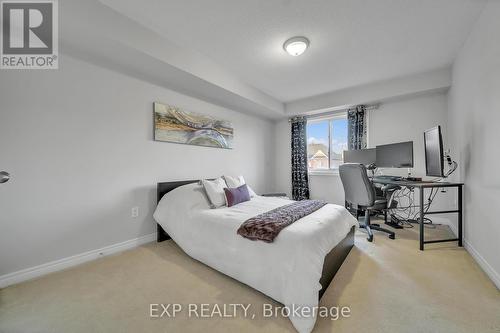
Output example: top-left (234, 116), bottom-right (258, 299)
top-left (224, 184), bottom-right (251, 207)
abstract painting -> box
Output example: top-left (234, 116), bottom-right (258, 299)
top-left (154, 102), bottom-right (234, 149)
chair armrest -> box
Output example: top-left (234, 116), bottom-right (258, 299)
top-left (261, 192), bottom-right (288, 197)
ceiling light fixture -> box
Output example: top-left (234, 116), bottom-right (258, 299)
top-left (283, 36), bottom-right (310, 56)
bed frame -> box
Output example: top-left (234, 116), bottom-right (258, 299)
top-left (156, 180), bottom-right (355, 300)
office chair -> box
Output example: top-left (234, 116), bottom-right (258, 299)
top-left (339, 163), bottom-right (395, 242)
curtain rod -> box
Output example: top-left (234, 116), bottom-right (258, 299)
top-left (289, 104), bottom-right (379, 122)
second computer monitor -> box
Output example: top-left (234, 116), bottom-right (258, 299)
top-left (343, 148), bottom-right (376, 166)
top-left (376, 141), bottom-right (414, 168)
top-left (424, 126), bottom-right (444, 177)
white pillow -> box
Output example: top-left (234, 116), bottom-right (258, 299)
top-left (223, 175), bottom-right (257, 197)
top-left (201, 178), bottom-right (228, 208)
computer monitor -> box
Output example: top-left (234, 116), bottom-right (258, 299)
top-left (343, 148), bottom-right (376, 166)
top-left (376, 141), bottom-right (414, 168)
top-left (424, 126), bottom-right (444, 177)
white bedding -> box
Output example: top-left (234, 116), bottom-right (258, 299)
top-left (153, 183), bottom-right (357, 333)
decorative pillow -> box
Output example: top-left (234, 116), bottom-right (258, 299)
top-left (223, 175), bottom-right (257, 197)
top-left (224, 184), bottom-right (250, 207)
top-left (201, 178), bottom-right (227, 208)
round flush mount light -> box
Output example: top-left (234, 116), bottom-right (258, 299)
top-left (283, 36), bottom-right (310, 56)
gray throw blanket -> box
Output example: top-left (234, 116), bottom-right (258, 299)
top-left (237, 200), bottom-right (327, 243)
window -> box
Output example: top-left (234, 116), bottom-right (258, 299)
top-left (307, 114), bottom-right (348, 171)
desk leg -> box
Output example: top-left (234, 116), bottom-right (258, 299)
top-left (420, 187), bottom-right (424, 251)
top-left (458, 185), bottom-right (463, 247)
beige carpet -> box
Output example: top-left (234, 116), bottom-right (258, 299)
top-left (1, 223), bottom-right (499, 333)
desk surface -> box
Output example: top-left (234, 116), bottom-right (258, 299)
top-left (372, 178), bottom-right (464, 188)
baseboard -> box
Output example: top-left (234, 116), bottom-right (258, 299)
top-left (463, 240), bottom-right (500, 290)
top-left (441, 222), bottom-right (499, 289)
top-left (0, 233), bottom-right (156, 289)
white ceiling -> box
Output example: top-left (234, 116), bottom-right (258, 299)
top-left (101, 0), bottom-right (485, 102)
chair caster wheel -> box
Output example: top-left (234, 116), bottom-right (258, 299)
top-left (389, 234), bottom-right (395, 240)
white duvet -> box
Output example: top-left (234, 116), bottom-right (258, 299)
top-left (153, 183), bottom-right (357, 333)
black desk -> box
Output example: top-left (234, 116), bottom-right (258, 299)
top-left (372, 178), bottom-right (464, 251)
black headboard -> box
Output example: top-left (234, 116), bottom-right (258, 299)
top-left (156, 180), bottom-right (201, 242)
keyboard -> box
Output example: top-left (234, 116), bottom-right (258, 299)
top-left (373, 175), bottom-right (403, 182)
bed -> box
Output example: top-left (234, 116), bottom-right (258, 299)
top-left (153, 180), bottom-right (357, 333)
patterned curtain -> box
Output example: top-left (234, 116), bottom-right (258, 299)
top-left (290, 116), bottom-right (310, 201)
top-left (347, 105), bottom-right (367, 150)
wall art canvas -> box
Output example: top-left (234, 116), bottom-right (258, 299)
top-left (154, 102), bottom-right (234, 149)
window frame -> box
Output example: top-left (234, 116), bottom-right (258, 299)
top-left (307, 112), bottom-right (348, 175)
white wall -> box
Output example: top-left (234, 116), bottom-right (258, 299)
top-left (274, 119), bottom-right (292, 197)
top-left (369, 92), bottom-right (448, 178)
top-left (0, 55), bottom-right (275, 277)
top-left (275, 92), bottom-right (449, 205)
top-left (447, 1), bottom-right (500, 288)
